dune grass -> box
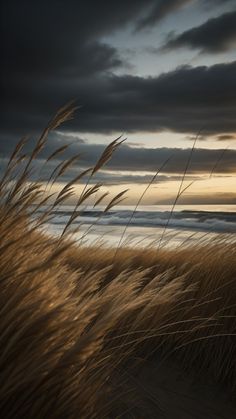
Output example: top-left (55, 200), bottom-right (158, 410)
top-left (0, 105), bottom-right (235, 418)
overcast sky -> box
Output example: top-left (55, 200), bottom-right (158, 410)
top-left (1, 0), bottom-right (236, 204)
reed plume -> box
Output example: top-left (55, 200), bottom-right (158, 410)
top-left (0, 106), bottom-right (235, 418)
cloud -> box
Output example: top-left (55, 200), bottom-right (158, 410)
top-left (2, 0), bottom-right (196, 142)
top-left (97, 144), bottom-right (236, 174)
top-left (2, 1), bottom-right (165, 94)
top-left (84, 171), bottom-right (190, 186)
top-left (85, 141), bottom-right (236, 175)
top-left (162, 11), bottom-right (236, 53)
top-left (2, 130), bottom-right (236, 176)
top-left (1, 0), bottom-right (236, 148)
top-left (136, 0), bottom-right (191, 29)
top-left (217, 134), bottom-right (236, 141)
top-left (136, 0), bottom-right (234, 30)
top-left (2, 0), bottom-right (195, 85)
top-left (201, 0), bottom-right (235, 9)
top-left (159, 192), bottom-right (236, 205)
top-left (1, 61), bottom-right (236, 141)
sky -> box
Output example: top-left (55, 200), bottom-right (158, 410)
top-left (1, 0), bottom-right (236, 205)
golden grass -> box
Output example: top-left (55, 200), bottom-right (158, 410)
top-left (0, 105), bottom-right (235, 418)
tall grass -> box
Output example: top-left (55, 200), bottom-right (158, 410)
top-left (0, 105), bottom-right (235, 418)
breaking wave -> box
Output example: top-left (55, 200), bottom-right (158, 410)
top-left (40, 206), bottom-right (236, 234)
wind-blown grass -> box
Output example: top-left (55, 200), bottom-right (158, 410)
top-left (0, 105), bottom-right (235, 418)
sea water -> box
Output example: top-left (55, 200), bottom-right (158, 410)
top-left (38, 204), bottom-right (236, 248)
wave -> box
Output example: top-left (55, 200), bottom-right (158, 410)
top-left (43, 208), bottom-right (236, 234)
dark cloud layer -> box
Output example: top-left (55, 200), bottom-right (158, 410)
top-left (1, 0), bottom-right (190, 142)
top-left (2, 130), bottom-right (235, 175)
top-left (51, 132), bottom-right (236, 175)
top-left (163, 10), bottom-right (236, 53)
top-left (2, 0), bottom-right (184, 81)
top-left (1, 0), bottom-right (236, 149)
top-left (1, 61), bottom-right (236, 141)
top-left (70, 142), bottom-right (236, 174)
top-left (1, 126), bottom-right (235, 192)
top-left (136, 0), bottom-right (232, 29)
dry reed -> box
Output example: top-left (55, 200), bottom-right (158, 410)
top-left (0, 105), bottom-right (235, 418)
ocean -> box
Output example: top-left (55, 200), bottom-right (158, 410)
top-left (40, 204), bottom-right (236, 248)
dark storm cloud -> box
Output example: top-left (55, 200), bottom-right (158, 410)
top-left (79, 143), bottom-right (236, 174)
top-left (1, 0), bottom-right (236, 149)
top-left (4, 130), bottom-right (236, 175)
top-left (1, 0), bottom-right (194, 140)
top-left (0, 151), bottom-right (201, 186)
top-left (2, 0), bottom-right (163, 105)
top-left (2, 0), bottom-right (196, 86)
top-left (1, 61), bottom-right (235, 141)
top-left (1, 0), bottom-right (172, 80)
top-left (162, 11), bottom-right (236, 53)
top-left (136, 0), bottom-right (234, 29)
top-left (1, 3), bottom-right (131, 80)
top-left (1, 127), bottom-right (236, 188)
top-left (136, 0), bottom-right (191, 29)
top-left (42, 132), bottom-right (236, 176)
top-left (201, 0), bottom-right (235, 9)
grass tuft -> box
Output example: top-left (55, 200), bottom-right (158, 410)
top-left (0, 105), bottom-right (235, 418)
